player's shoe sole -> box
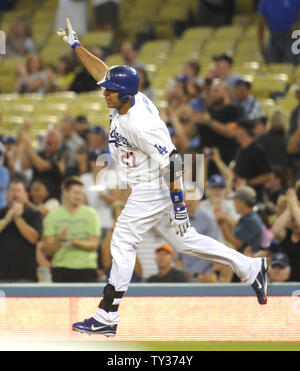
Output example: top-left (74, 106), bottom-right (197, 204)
top-left (72, 317), bottom-right (117, 337)
top-left (251, 257), bottom-right (269, 305)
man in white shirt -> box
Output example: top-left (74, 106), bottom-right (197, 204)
top-left (57, 19), bottom-right (269, 337)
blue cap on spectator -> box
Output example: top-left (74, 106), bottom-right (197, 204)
top-left (270, 252), bottom-right (290, 268)
top-left (208, 174), bottom-right (226, 188)
top-left (189, 98), bottom-right (204, 112)
top-left (88, 125), bottom-right (106, 137)
top-left (1, 135), bottom-right (17, 144)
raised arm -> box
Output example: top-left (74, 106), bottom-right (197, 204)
top-left (57, 17), bottom-right (108, 82)
top-left (75, 46), bottom-right (108, 83)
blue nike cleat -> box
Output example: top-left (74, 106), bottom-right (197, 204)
top-left (251, 257), bottom-right (268, 305)
top-left (72, 317), bottom-right (117, 337)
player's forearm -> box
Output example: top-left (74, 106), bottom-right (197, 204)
top-left (161, 166), bottom-right (183, 193)
top-left (75, 45), bottom-right (109, 82)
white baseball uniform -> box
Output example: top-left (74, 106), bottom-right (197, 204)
top-left (94, 92), bottom-right (262, 325)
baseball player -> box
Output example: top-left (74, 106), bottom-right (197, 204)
top-left (57, 19), bottom-right (268, 337)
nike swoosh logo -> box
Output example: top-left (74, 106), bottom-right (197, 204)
top-left (256, 279), bottom-right (262, 290)
top-left (91, 324), bottom-right (108, 331)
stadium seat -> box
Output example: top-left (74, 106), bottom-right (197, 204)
top-left (235, 0), bottom-right (255, 14)
top-left (0, 75), bottom-right (17, 94)
top-left (235, 38), bottom-right (260, 56)
top-left (0, 57), bottom-right (26, 75)
top-left (267, 63), bottom-right (294, 76)
top-left (251, 74), bottom-right (289, 99)
top-left (153, 22), bottom-right (176, 40)
top-left (14, 93), bottom-right (44, 105)
top-left (87, 113), bottom-right (110, 128)
top-left (232, 15), bottom-right (254, 27)
top-left (139, 40), bottom-right (172, 56)
top-left (1, 9), bottom-right (32, 24)
top-left (127, 6), bottom-right (160, 22)
top-left (41, 44), bottom-right (71, 66)
top-left (14, 0), bottom-right (35, 9)
top-left (233, 61), bottom-right (261, 76)
top-left (32, 9), bottom-right (56, 24)
top-left (260, 99), bottom-right (275, 116)
top-left (291, 65), bottom-right (300, 83)
top-left (213, 25), bottom-right (244, 40)
top-left (31, 114), bottom-right (62, 129)
top-left (276, 98), bottom-right (298, 116)
top-left (40, 0), bottom-right (59, 9)
top-left (2, 102), bottom-right (35, 115)
top-left (234, 39), bottom-right (264, 62)
top-left (43, 91), bottom-right (77, 103)
top-left (104, 54), bottom-right (124, 67)
top-left (170, 39), bottom-right (202, 56)
top-left (202, 39), bottom-right (236, 58)
top-left (77, 90), bottom-right (103, 99)
top-left (1, 114), bottom-right (26, 128)
top-left (158, 5), bottom-right (189, 22)
top-left (81, 31), bottom-right (113, 49)
top-left (67, 102), bottom-right (102, 117)
top-left (245, 25), bottom-right (270, 40)
top-left (182, 27), bottom-right (213, 42)
top-left (285, 84), bottom-right (300, 99)
top-left (32, 23), bottom-right (53, 49)
top-left (155, 65), bottom-right (182, 79)
top-left (0, 93), bottom-right (19, 103)
top-left (34, 102), bottom-right (69, 116)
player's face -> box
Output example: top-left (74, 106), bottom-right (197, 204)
top-left (103, 89), bottom-right (122, 109)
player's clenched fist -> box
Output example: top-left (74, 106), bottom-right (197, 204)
top-left (57, 17), bottom-right (81, 49)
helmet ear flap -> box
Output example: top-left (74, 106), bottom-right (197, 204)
top-left (118, 87), bottom-right (133, 103)
top-left (120, 94), bottom-right (133, 103)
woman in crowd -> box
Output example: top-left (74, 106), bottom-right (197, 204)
top-left (15, 53), bottom-right (49, 94)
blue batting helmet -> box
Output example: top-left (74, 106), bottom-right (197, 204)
top-left (97, 65), bottom-right (140, 103)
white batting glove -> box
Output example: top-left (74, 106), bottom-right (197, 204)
top-left (57, 17), bottom-right (80, 49)
top-left (168, 205), bottom-right (191, 237)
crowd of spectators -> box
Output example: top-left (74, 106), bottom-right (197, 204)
top-left (1, 0), bottom-right (300, 284)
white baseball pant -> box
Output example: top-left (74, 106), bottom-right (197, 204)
top-left (94, 179), bottom-right (262, 325)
